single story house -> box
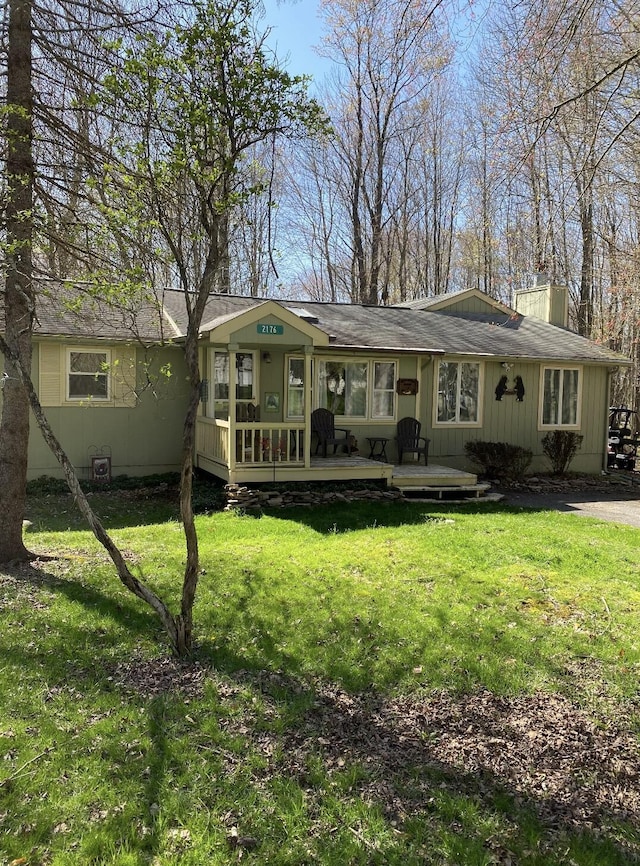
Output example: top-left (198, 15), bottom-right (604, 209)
top-left (5, 279), bottom-right (631, 491)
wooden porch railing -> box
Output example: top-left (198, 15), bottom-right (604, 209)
top-left (196, 417), bottom-right (307, 467)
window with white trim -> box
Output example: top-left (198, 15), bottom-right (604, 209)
top-left (316, 358), bottom-right (397, 420)
top-left (213, 351), bottom-right (230, 419)
top-left (212, 351), bottom-right (258, 419)
top-left (540, 366), bottom-right (580, 427)
top-left (435, 360), bottom-right (481, 425)
top-left (235, 352), bottom-right (255, 401)
top-left (287, 357), bottom-right (305, 419)
top-left (67, 349), bottom-right (110, 400)
top-left (372, 361), bottom-right (396, 419)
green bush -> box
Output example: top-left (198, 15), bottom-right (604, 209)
top-left (541, 430), bottom-right (584, 475)
top-left (464, 440), bottom-right (532, 482)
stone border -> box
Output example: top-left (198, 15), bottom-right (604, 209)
top-left (501, 470), bottom-right (640, 495)
top-left (224, 483), bottom-right (404, 510)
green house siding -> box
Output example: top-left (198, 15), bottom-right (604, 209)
top-left (436, 296), bottom-right (504, 315)
top-left (28, 343), bottom-right (189, 480)
top-left (424, 360), bottom-right (609, 474)
top-left (572, 364), bottom-right (609, 471)
top-left (20, 330), bottom-right (613, 481)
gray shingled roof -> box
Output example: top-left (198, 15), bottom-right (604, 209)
top-left (31, 284), bottom-right (167, 343)
top-left (22, 285), bottom-right (629, 366)
top-left (396, 289), bottom-right (485, 310)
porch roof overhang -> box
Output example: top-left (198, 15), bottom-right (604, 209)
top-left (199, 299), bottom-right (330, 347)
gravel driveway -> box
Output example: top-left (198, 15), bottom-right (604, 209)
top-left (500, 478), bottom-right (640, 528)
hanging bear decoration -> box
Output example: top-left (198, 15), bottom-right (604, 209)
top-left (495, 373), bottom-right (525, 401)
top-left (495, 376), bottom-right (509, 401)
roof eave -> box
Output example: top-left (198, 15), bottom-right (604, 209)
top-left (326, 343), bottom-right (445, 355)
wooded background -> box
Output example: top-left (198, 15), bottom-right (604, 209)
top-left (3, 0), bottom-right (639, 410)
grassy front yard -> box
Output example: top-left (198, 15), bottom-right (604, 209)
top-left (1, 488), bottom-right (639, 865)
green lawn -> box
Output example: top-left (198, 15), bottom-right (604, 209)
top-left (1, 489), bottom-right (639, 865)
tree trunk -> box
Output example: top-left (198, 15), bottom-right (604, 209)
top-left (0, 333), bottom-right (182, 649)
top-left (176, 338), bottom-right (202, 656)
top-left (577, 189), bottom-right (594, 337)
top-left (0, 0), bottom-right (34, 563)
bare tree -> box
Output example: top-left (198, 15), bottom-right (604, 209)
top-left (300, 0), bottom-right (453, 304)
top-left (88, 0), bottom-right (324, 653)
top-left (0, 0), bottom-right (154, 563)
top-left (1, 0), bottom-right (324, 655)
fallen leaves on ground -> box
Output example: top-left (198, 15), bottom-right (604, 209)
top-left (109, 657), bottom-right (640, 846)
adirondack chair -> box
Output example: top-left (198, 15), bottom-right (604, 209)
top-left (311, 408), bottom-right (351, 457)
top-left (395, 417), bottom-right (430, 465)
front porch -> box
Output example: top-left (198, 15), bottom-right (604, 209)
top-left (195, 417), bottom-right (488, 497)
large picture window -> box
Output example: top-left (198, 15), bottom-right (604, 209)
top-left (315, 358), bottom-right (397, 419)
top-left (67, 349), bottom-right (110, 400)
top-left (435, 360), bottom-right (480, 425)
top-left (541, 366), bottom-right (580, 427)
top-left (318, 359), bottom-right (368, 417)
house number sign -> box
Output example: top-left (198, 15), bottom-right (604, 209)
top-left (257, 323), bottom-right (284, 335)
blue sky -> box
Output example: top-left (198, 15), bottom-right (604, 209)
top-left (259, 1), bottom-right (488, 84)
top-left (260, 0), bottom-right (332, 84)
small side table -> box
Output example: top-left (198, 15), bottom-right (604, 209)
top-left (367, 436), bottom-right (389, 462)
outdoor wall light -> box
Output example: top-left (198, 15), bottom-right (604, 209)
top-left (262, 352), bottom-right (272, 364)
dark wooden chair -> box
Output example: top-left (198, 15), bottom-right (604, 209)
top-left (395, 417), bottom-right (429, 465)
top-left (236, 402), bottom-right (260, 422)
top-left (311, 408), bottom-right (351, 457)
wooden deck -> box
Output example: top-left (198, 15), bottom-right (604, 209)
top-left (195, 419), bottom-right (489, 497)
top-left (391, 463), bottom-right (490, 499)
top-left (201, 452), bottom-right (489, 498)
top-left (305, 457), bottom-right (485, 496)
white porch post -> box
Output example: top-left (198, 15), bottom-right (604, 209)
top-left (228, 344), bottom-right (238, 472)
top-left (304, 345), bottom-right (313, 469)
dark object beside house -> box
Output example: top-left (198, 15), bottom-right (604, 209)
top-left (311, 408), bottom-right (351, 457)
top-left (396, 417), bottom-right (430, 465)
top-left (608, 407), bottom-right (639, 470)
top-left (495, 376), bottom-right (508, 400)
